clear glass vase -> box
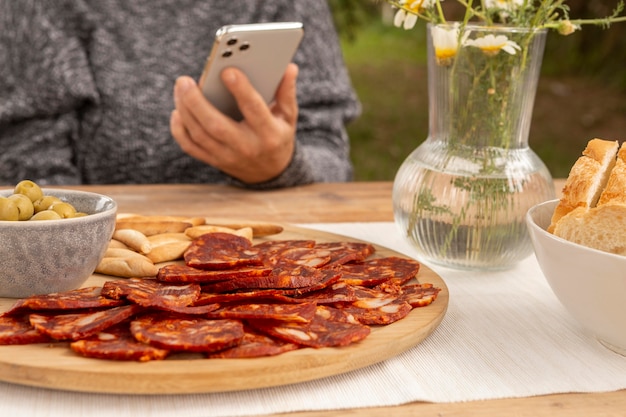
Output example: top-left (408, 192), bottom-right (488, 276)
top-left (392, 23), bottom-right (555, 270)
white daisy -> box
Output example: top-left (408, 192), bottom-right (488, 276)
top-left (483, 0), bottom-right (524, 12)
top-left (393, 0), bottom-right (440, 30)
top-left (464, 34), bottom-right (521, 56)
top-left (430, 23), bottom-right (463, 65)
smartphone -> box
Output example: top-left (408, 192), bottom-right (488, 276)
top-left (198, 22), bottom-right (304, 121)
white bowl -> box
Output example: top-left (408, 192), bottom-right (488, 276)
top-left (0, 188), bottom-right (117, 298)
top-left (526, 199), bottom-right (626, 356)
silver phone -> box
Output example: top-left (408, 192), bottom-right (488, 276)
top-left (198, 22), bottom-right (304, 121)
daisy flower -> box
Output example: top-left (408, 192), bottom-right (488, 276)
top-left (464, 34), bottom-right (521, 56)
top-left (393, 0), bottom-right (439, 30)
top-left (430, 23), bottom-right (465, 66)
top-left (483, 0), bottom-right (524, 13)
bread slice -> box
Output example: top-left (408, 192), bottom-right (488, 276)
top-left (597, 141), bottom-right (626, 206)
top-left (547, 138), bottom-right (619, 233)
top-left (552, 204), bottom-right (626, 256)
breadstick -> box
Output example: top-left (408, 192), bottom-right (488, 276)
top-left (107, 239), bottom-right (129, 250)
top-left (147, 232), bottom-right (191, 246)
top-left (112, 229), bottom-right (152, 254)
top-left (146, 240), bottom-right (192, 263)
top-left (104, 248), bottom-right (153, 264)
top-left (184, 225), bottom-right (237, 240)
top-left (115, 220), bottom-right (192, 236)
top-left (95, 257), bottom-right (158, 278)
top-left (203, 218), bottom-right (283, 237)
top-left (116, 213), bottom-right (142, 220)
top-left (233, 227), bottom-right (254, 242)
top-left (117, 214), bottom-right (206, 226)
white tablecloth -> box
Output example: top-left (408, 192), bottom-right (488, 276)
top-left (2, 222), bottom-right (626, 417)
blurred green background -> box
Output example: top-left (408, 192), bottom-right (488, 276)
top-left (329, 0), bottom-right (626, 181)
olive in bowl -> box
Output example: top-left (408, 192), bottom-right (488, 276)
top-left (526, 199), bottom-right (626, 356)
top-left (0, 188), bottom-right (117, 298)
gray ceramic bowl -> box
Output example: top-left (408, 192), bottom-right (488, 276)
top-left (526, 199), bottom-right (626, 356)
top-left (0, 188), bottom-right (117, 298)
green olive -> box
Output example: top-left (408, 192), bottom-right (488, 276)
top-left (8, 194), bottom-right (35, 220)
top-left (14, 180), bottom-right (44, 203)
top-left (33, 195), bottom-right (62, 213)
top-left (29, 210), bottom-right (62, 221)
top-left (49, 202), bottom-right (77, 219)
top-left (0, 197), bottom-right (20, 221)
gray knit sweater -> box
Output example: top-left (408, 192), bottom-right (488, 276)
top-left (0, 0), bottom-right (360, 188)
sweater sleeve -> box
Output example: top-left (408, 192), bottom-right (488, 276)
top-left (0, 1), bottom-right (97, 186)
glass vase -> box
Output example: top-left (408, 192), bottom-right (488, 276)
top-left (392, 23), bottom-right (555, 270)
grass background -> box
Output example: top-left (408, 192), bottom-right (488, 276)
top-left (335, 3), bottom-right (626, 182)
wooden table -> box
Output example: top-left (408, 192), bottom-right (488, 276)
top-left (48, 180), bottom-right (626, 416)
top-left (68, 182), bottom-right (395, 223)
top-left (70, 180), bottom-right (567, 223)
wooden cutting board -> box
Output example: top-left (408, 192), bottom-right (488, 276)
top-left (0, 225), bottom-right (448, 394)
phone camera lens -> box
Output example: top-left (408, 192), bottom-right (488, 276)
top-left (239, 42), bottom-right (250, 51)
top-left (222, 50), bottom-right (233, 58)
top-left (226, 37), bottom-right (238, 46)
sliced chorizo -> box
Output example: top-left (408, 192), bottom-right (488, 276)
top-left (130, 313), bottom-right (244, 353)
top-left (314, 242), bottom-right (376, 266)
top-left (0, 315), bottom-right (52, 345)
top-left (157, 263), bottom-right (271, 284)
top-left (208, 301), bottom-right (317, 323)
top-left (101, 278), bottom-right (201, 309)
top-left (248, 306), bottom-right (370, 348)
top-left (1, 287), bottom-right (125, 316)
top-left (184, 232), bottom-right (264, 269)
top-left (70, 323), bottom-right (169, 361)
top-left (29, 304), bottom-right (142, 341)
top-left (398, 283), bottom-right (441, 307)
top-left (207, 326), bottom-right (298, 358)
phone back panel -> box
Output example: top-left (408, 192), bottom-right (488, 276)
top-left (199, 22), bottom-right (304, 120)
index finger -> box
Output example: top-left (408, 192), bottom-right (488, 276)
top-left (220, 68), bottom-right (274, 129)
top-left (174, 76), bottom-right (237, 141)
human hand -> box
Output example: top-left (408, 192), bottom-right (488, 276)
top-left (170, 63), bottom-right (299, 184)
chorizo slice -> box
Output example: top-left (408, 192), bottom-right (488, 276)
top-left (333, 256), bottom-right (421, 287)
top-left (184, 232), bottom-right (264, 270)
top-left (70, 323), bottom-right (169, 361)
top-left (334, 298), bottom-right (413, 325)
top-left (271, 247), bottom-right (332, 268)
top-left (130, 313), bottom-right (244, 353)
top-left (1, 287), bottom-right (126, 316)
top-left (314, 305), bottom-right (360, 325)
top-left (195, 290), bottom-right (300, 305)
top-left (293, 282), bottom-right (358, 304)
top-left (331, 285), bottom-right (413, 325)
top-left (207, 326), bottom-right (298, 359)
top-left (153, 303), bottom-right (221, 315)
top-left (208, 301), bottom-right (317, 323)
top-left (156, 263), bottom-right (271, 284)
top-left (101, 278), bottom-right (201, 309)
top-left (29, 304), bottom-right (143, 341)
top-left (254, 240), bottom-right (316, 265)
top-left (398, 283), bottom-right (441, 308)
top-left (314, 242), bottom-right (376, 267)
top-left (249, 306), bottom-right (370, 348)
top-left (201, 265), bottom-right (341, 293)
top-left (0, 315), bottom-right (52, 345)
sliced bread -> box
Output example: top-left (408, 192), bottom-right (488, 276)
top-left (547, 138), bottom-right (619, 233)
top-left (597, 141), bottom-right (626, 206)
top-left (552, 203), bottom-right (626, 256)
